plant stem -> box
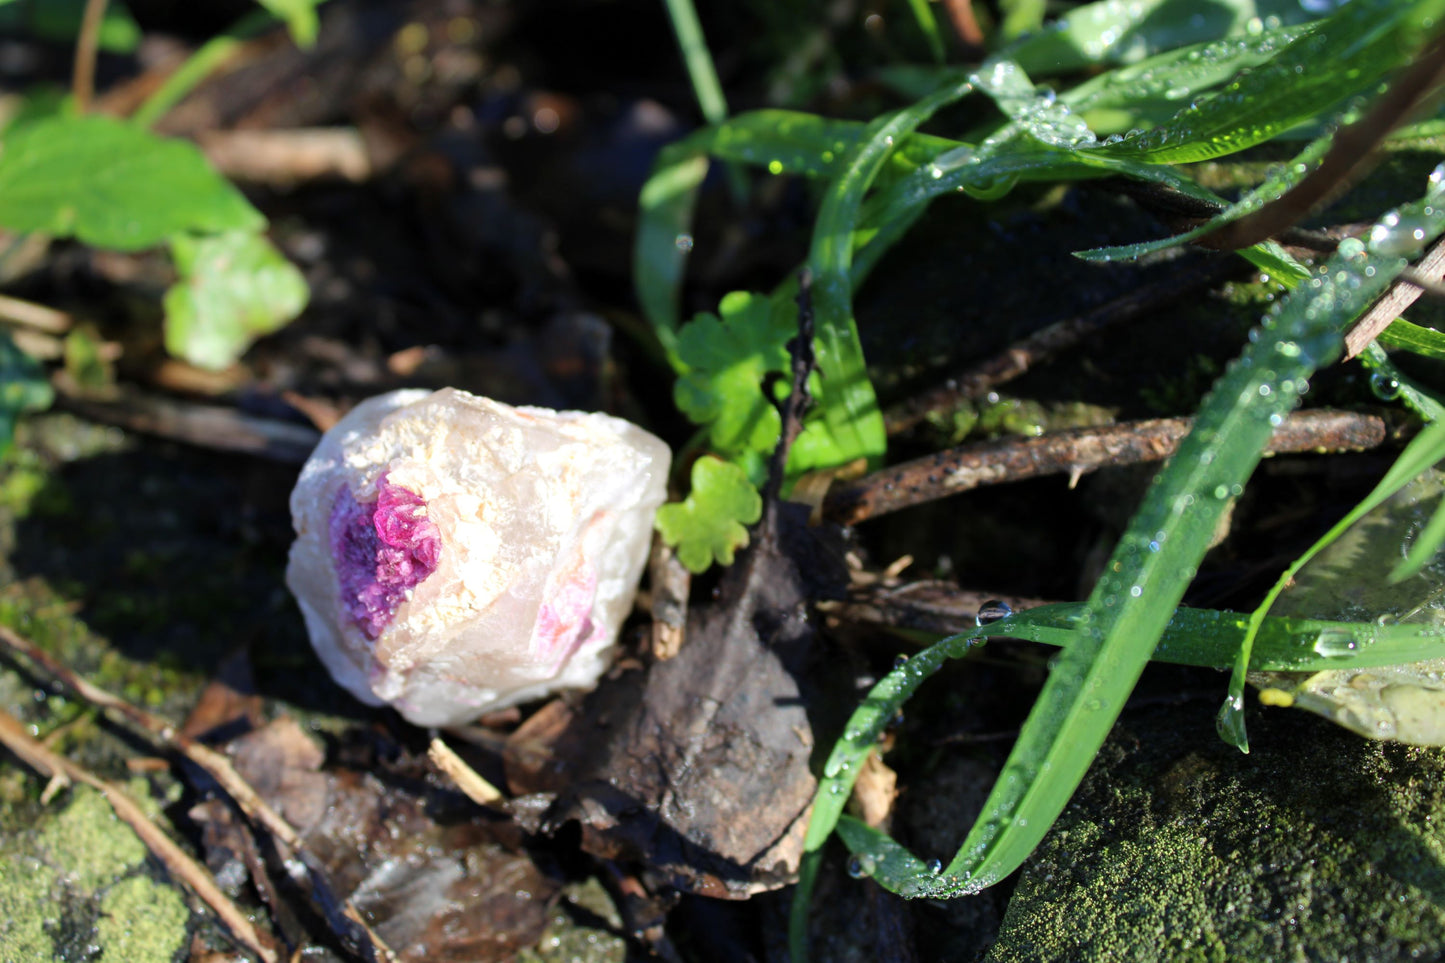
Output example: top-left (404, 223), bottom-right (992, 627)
top-left (71, 0), bottom-right (110, 114)
top-left (131, 9), bottom-right (276, 129)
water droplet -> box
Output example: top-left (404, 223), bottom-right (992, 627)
top-left (927, 858), bottom-right (943, 875)
top-left (674, 233), bottom-right (694, 252)
top-left (1313, 627), bottom-right (1361, 658)
top-left (847, 854), bottom-right (876, 878)
top-left (976, 600), bottom-right (1013, 626)
top-left (1369, 371), bottom-right (1401, 401)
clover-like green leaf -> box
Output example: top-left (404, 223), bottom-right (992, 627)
top-left (163, 231), bottom-right (309, 370)
top-left (0, 115), bottom-right (264, 251)
top-left (673, 290), bottom-right (794, 456)
top-left (655, 455), bottom-right (763, 573)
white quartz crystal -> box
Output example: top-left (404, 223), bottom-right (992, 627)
top-left (286, 388), bottom-right (671, 726)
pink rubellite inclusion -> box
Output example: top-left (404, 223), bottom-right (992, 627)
top-left (328, 473), bottom-right (441, 640)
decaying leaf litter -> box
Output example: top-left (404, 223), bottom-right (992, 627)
top-left (6, 1), bottom-right (1445, 961)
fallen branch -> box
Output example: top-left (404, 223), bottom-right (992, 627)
top-left (883, 257), bottom-right (1242, 435)
top-left (824, 408), bottom-right (1388, 525)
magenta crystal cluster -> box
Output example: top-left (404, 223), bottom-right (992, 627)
top-left (329, 473), bottom-right (441, 640)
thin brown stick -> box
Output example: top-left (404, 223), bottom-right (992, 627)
top-left (53, 389), bottom-right (320, 463)
top-left (0, 705), bottom-right (280, 962)
top-left (71, 0), bottom-right (109, 114)
top-left (0, 293), bottom-right (73, 334)
top-left (1344, 235), bottom-right (1445, 359)
top-left (939, 0), bottom-right (984, 48)
top-left (0, 624), bottom-right (399, 963)
top-left (824, 408), bottom-right (1388, 525)
top-left (883, 257), bottom-right (1242, 436)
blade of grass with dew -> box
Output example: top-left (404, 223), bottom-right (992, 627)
top-left (1087, 0), bottom-right (1445, 165)
top-left (1076, 128), bottom-right (1334, 263)
top-left (1223, 191), bottom-right (1445, 750)
top-left (1004, 0), bottom-right (1328, 76)
top-left (788, 634), bottom-right (975, 960)
top-left (801, 76), bottom-right (975, 469)
top-left (1061, 23), bottom-right (1313, 135)
top-left (1378, 318), bottom-right (1445, 361)
top-left (1360, 339), bottom-right (1445, 423)
top-left (976, 604), bottom-right (1445, 673)
top-left (831, 178), bottom-right (1419, 903)
top-left (787, 597), bottom-right (1445, 936)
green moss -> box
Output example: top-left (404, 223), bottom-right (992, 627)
top-left (97, 874), bottom-right (189, 963)
top-left (0, 856), bottom-right (55, 963)
top-left (39, 786), bottom-right (148, 892)
top-left (516, 878), bottom-right (627, 963)
top-left (986, 705), bottom-right (1445, 962)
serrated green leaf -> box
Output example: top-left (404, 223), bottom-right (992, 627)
top-left (655, 456), bottom-right (762, 573)
top-left (673, 291), bottom-right (793, 456)
top-left (0, 115), bottom-right (264, 251)
top-left (0, 327), bottom-right (53, 453)
top-left (163, 231), bottom-right (308, 370)
top-left (253, 0), bottom-right (320, 47)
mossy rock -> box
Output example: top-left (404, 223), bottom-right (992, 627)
top-left (988, 698), bottom-right (1445, 962)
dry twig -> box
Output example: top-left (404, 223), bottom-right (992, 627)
top-left (824, 408), bottom-right (1387, 525)
top-left (1345, 235), bottom-right (1445, 359)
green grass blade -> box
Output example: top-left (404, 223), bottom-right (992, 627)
top-left (974, 603), bottom-right (1445, 673)
top-left (838, 185), bottom-right (1419, 903)
top-left (1062, 24), bottom-right (1313, 135)
top-left (804, 77), bottom-right (975, 467)
top-left (902, 0), bottom-right (945, 63)
top-left (1224, 191), bottom-right (1445, 749)
top-left (1379, 318), bottom-right (1445, 360)
top-left (1005, 0), bottom-right (1327, 76)
top-left (789, 635), bottom-right (973, 959)
top-left (1076, 129), bottom-right (1333, 262)
top-left (1089, 0), bottom-right (1445, 165)
top-left (661, 0), bottom-right (728, 125)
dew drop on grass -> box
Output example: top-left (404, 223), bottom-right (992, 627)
top-left (847, 854), bottom-right (876, 879)
top-left (976, 599), bottom-right (1013, 626)
top-left (1313, 627), bottom-right (1362, 658)
top-left (1369, 372), bottom-right (1401, 401)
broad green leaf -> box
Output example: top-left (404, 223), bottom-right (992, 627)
top-left (673, 291), bottom-right (793, 456)
top-left (0, 116), bottom-right (264, 251)
top-left (655, 456), bottom-right (762, 573)
top-left (0, 328), bottom-right (53, 454)
top-left (254, 0), bottom-right (320, 47)
top-left (163, 231), bottom-right (308, 370)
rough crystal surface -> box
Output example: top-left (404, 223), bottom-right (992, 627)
top-left (286, 388), bottom-right (671, 726)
